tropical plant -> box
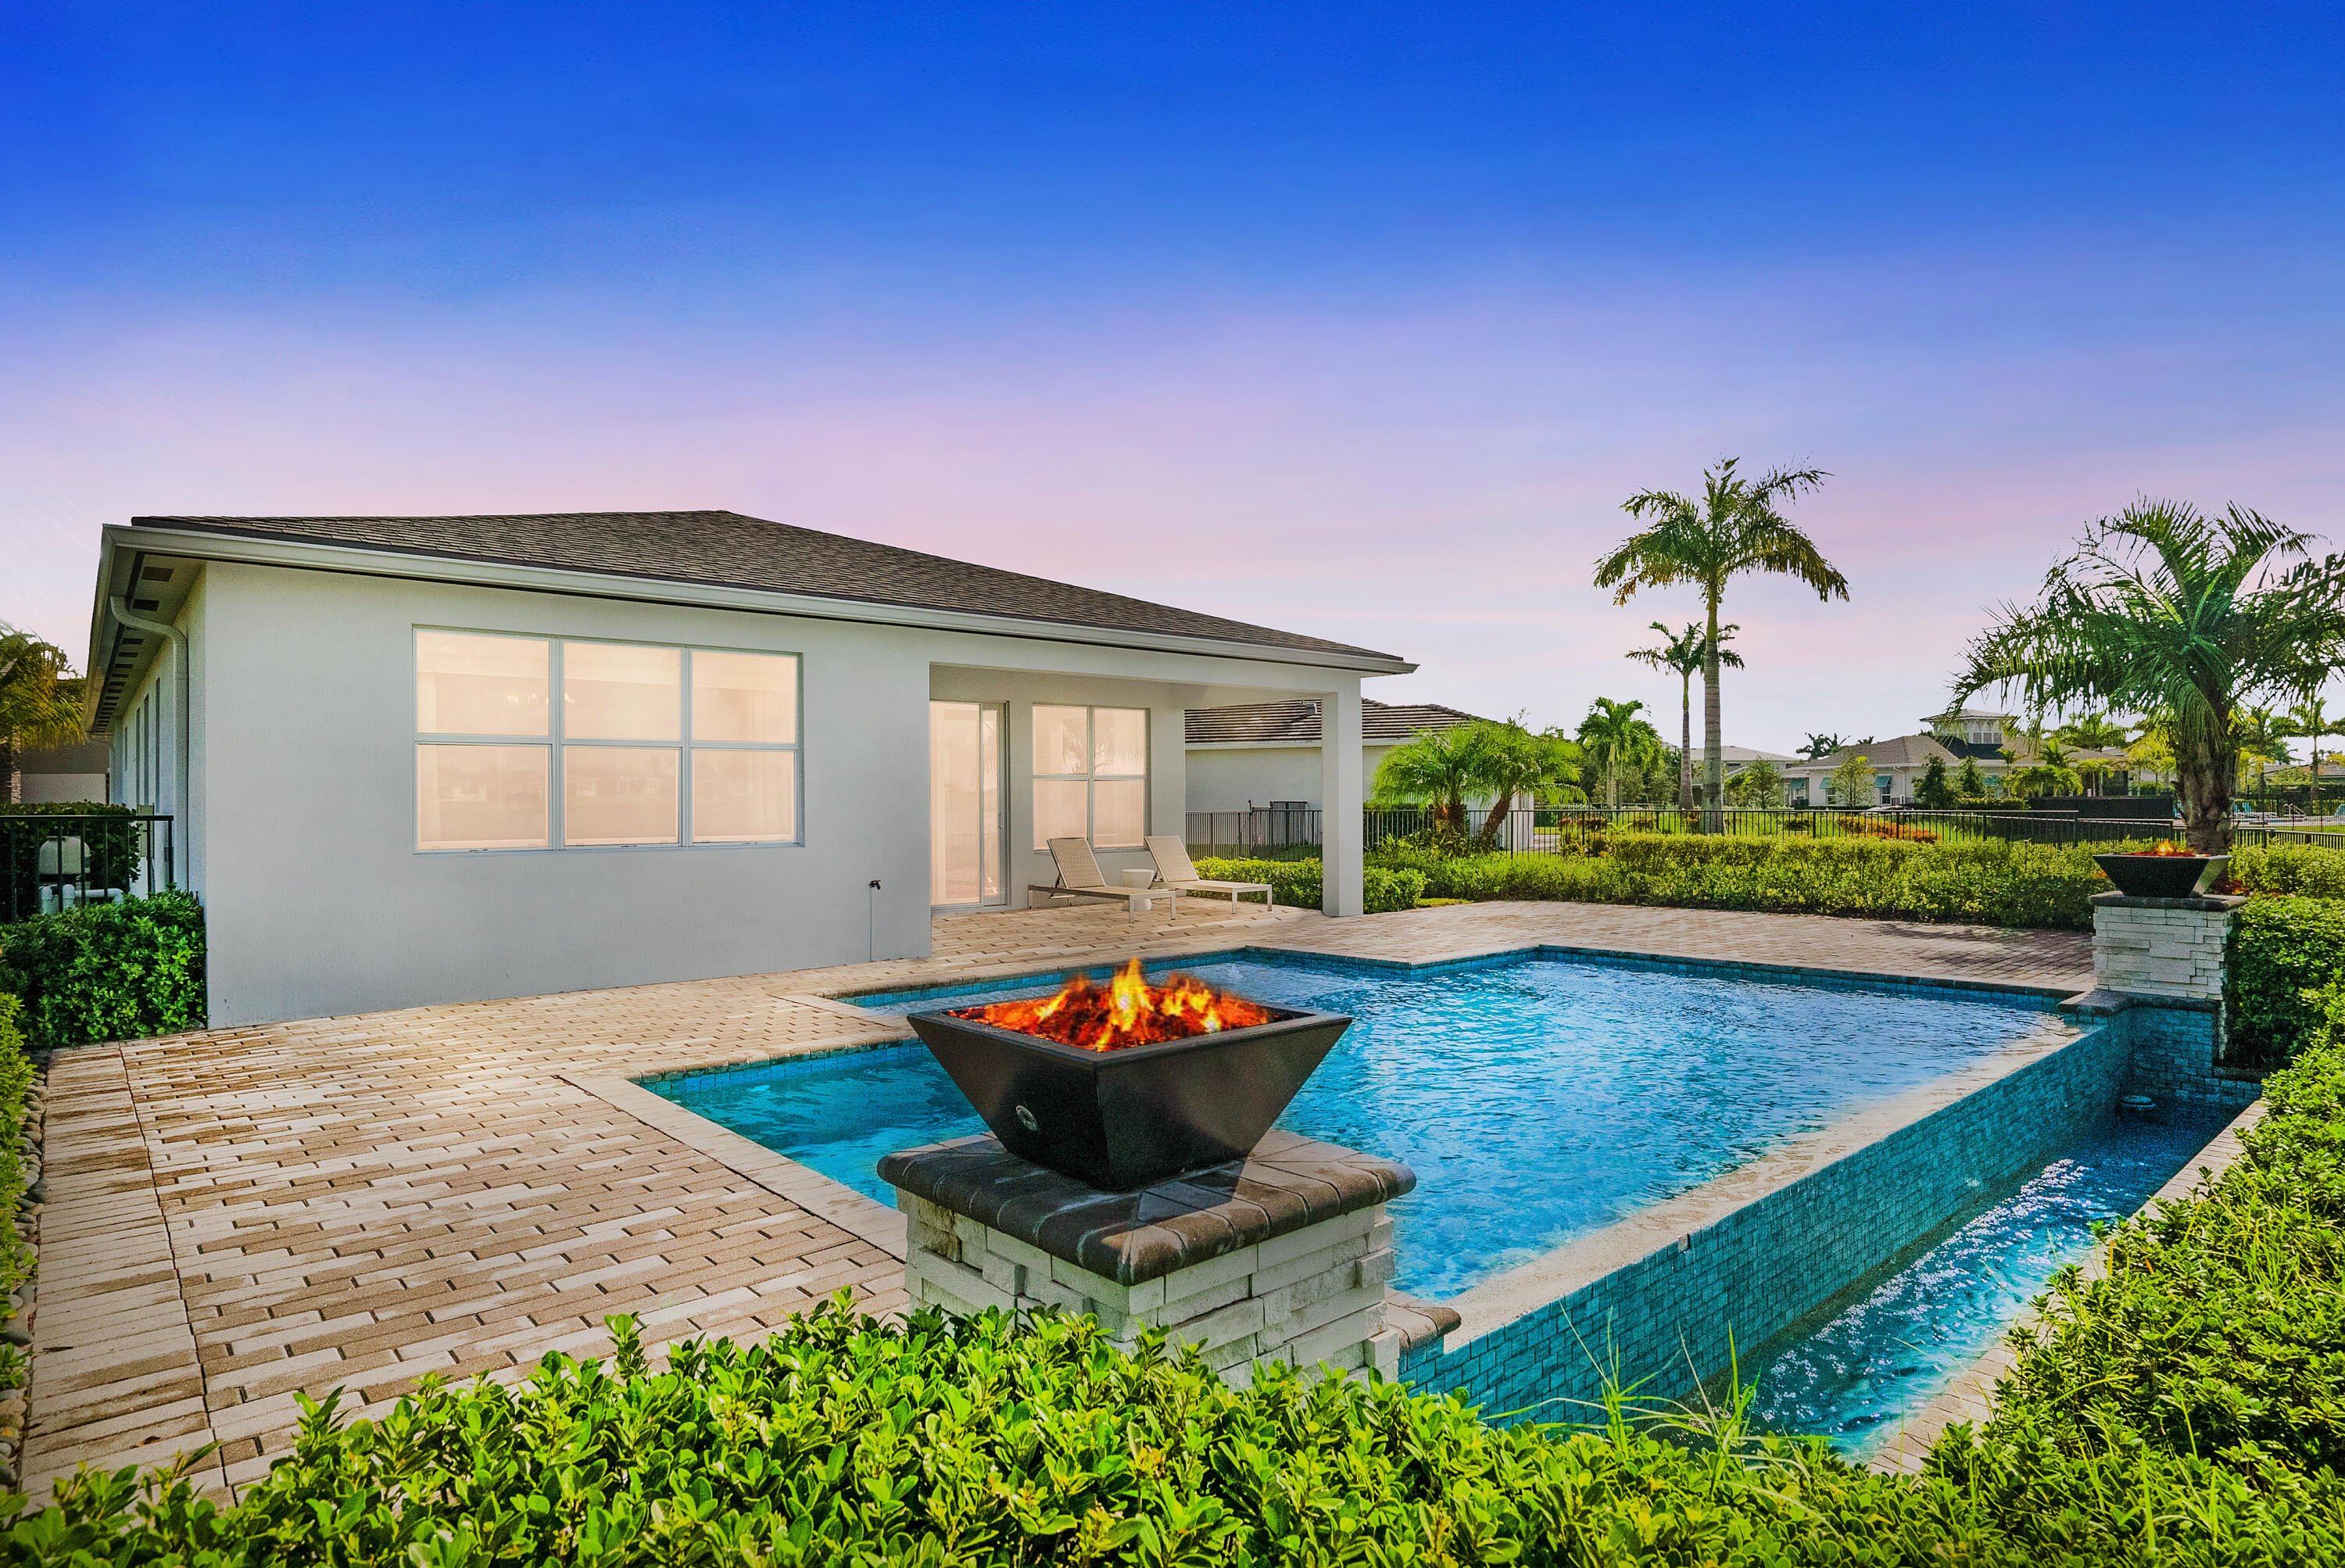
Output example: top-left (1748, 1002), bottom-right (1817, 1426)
top-left (1953, 499), bottom-right (2345, 850)
top-left (1954, 755), bottom-right (1987, 797)
top-left (2234, 703), bottom-right (2294, 794)
top-left (1369, 720), bottom-right (1584, 847)
top-left (1596, 458), bottom-right (1847, 825)
top-left (2282, 691), bottom-right (2336, 811)
top-left (0, 622), bottom-right (86, 799)
top-left (1576, 698), bottom-right (1663, 809)
top-left (1627, 621), bottom-right (1742, 809)
top-left (1914, 754), bottom-right (1955, 808)
top-left (1798, 732), bottom-right (1846, 761)
top-left (1368, 725), bottom-right (1487, 833)
top-left (1462, 721), bottom-right (1586, 850)
top-left (2053, 710), bottom-right (2131, 750)
top-left (1828, 750), bottom-right (1873, 808)
top-left (1723, 757), bottom-right (1783, 807)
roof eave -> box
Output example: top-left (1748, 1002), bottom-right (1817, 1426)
top-left (101, 523), bottom-right (1416, 676)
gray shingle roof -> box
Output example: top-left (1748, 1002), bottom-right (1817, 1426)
top-left (131, 510), bottom-right (1403, 663)
top-left (1186, 699), bottom-right (1488, 745)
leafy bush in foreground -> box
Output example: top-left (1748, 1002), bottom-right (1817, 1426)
top-left (2229, 896), bottom-right (2345, 1067)
top-left (0, 889), bottom-right (206, 1051)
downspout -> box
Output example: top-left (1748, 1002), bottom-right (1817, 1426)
top-left (108, 596), bottom-right (190, 889)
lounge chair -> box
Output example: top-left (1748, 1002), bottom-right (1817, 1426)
top-left (1144, 836), bottom-right (1274, 908)
top-left (1029, 837), bottom-right (1178, 922)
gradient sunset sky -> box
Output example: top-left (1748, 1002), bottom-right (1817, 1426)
top-left (5, 3), bottom-right (2341, 748)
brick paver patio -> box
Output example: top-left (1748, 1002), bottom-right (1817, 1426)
top-left (28, 899), bottom-right (2090, 1497)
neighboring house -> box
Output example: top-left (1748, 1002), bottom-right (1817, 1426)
top-left (1715, 745), bottom-right (1798, 779)
top-left (83, 510), bottom-right (1412, 1026)
top-left (1782, 709), bottom-right (2133, 804)
top-left (1183, 698), bottom-right (1488, 814)
top-left (7, 739), bottom-right (109, 804)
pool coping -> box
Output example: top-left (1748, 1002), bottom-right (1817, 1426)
top-left (1865, 1096), bottom-right (2268, 1474)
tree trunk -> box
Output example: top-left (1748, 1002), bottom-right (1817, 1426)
top-left (1702, 592), bottom-right (1724, 832)
top-left (1472, 789), bottom-right (1513, 850)
top-left (1678, 674), bottom-right (1693, 811)
top-left (2175, 732), bottom-right (2235, 854)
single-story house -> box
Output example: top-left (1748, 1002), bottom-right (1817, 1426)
top-left (1713, 745), bottom-right (1799, 779)
top-left (1783, 709), bottom-right (2131, 804)
top-left (84, 510), bottom-right (1412, 1026)
top-left (1183, 698), bottom-right (1488, 816)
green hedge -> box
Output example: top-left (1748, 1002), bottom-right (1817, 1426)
top-left (2227, 894), bottom-right (2345, 1067)
top-left (0, 996), bottom-right (31, 1399)
top-left (1191, 858), bottom-right (1424, 915)
top-left (1369, 834), bottom-right (2128, 929)
top-left (0, 890), bottom-right (206, 1052)
top-left (2234, 843), bottom-right (2345, 900)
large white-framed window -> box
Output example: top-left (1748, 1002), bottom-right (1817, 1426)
top-left (1031, 704), bottom-right (1147, 849)
top-left (414, 628), bottom-right (800, 852)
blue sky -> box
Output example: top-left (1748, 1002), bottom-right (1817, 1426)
top-left (5, 3), bottom-right (2341, 747)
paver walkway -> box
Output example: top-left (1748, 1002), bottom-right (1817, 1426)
top-left (27, 900), bottom-right (2090, 1497)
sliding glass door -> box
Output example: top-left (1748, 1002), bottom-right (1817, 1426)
top-left (929, 701), bottom-right (1004, 908)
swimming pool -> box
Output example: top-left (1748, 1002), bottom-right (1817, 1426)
top-left (647, 950), bottom-right (2074, 1298)
top-left (1741, 1104), bottom-right (2228, 1452)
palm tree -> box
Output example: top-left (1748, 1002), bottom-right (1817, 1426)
top-left (2282, 692), bottom-right (2336, 812)
top-left (1952, 499), bottom-right (2345, 852)
top-left (2234, 704), bottom-right (2293, 797)
top-left (0, 623), bottom-right (88, 801)
top-left (1798, 732), bottom-right (1847, 761)
top-left (1577, 698), bottom-right (1663, 809)
top-left (1369, 725), bottom-right (1487, 835)
top-left (1627, 621), bottom-right (1743, 810)
top-left (1464, 722), bottom-right (1587, 850)
top-left (1597, 458), bottom-right (1847, 827)
top-left (2054, 711), bottom-right (2131, 750)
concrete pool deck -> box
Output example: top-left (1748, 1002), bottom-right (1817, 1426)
top-left (26, 900), bottom-right (2090, 1498)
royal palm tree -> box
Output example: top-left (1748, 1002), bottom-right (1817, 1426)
top-left (1577, 698), bottom-right (1664, 809)
top-left (1597, 459), bottom-right (1847, 827)
top-left (1627, 621), bottom-right (1742, 810)
top-left (0, 623), bottom-right (87, 800)
top-left (1952, 499), bottom-right (2345, 851)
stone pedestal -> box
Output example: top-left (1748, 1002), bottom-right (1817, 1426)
top-left (2089, 890), bottom-right (2243, 1004)
top-left (879, 1129), bottom-right (1435, 1387)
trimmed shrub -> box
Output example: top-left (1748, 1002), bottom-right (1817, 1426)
top-left (0, 889), bottom-right (206, 1052)
top-left (0, 994), bottom-right (30, 1393)
top-left (1191, 858), bottom-right (1423, 915)
top-left (1387, 834), bottom-right (2125, 929)
top-left (2234, 843), bottom-right (2345, 900)
top-left (2228, 893), bottom-right (2345, 1066)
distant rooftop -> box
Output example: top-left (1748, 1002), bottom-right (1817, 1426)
top-left (1186, 698), bottom-right (1488, 746)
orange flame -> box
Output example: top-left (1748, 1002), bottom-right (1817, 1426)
top-left (953, 958), bottom-right (1276, 1051)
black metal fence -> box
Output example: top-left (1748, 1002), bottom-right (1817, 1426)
top-left (1186, 804), bottom-right (2228, 859)
top-left (1, 812), bottom-right (176, 924)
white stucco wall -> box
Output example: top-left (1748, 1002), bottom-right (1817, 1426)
top-left (159, 560), bottom-right (1366, 1026)
top-left (1184, 743), bottom-right (1398, 813)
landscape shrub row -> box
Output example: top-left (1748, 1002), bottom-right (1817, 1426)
top-left (1369, 833), bottom-right (2132, 929)
top-left (19, 1009), bottom-right (2345, 1564)
top-left (0, 998), bottom-right (31, 1405)
top-left (1191, 857), bottom-right (1424, 915)
top-left (0, 890), bottom-right (206, 1053)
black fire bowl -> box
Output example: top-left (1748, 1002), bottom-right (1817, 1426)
top-left (904, 1004), bottom-right (1353, 1192)
top-left (2092, 852), bottom-right (2229, 900)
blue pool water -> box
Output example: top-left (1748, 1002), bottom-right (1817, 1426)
top-left (649, 952), bottom-right (2071, 1298)
top-left (1742, 1106), bottom-right (2228, 1452)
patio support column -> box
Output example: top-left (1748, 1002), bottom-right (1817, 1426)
top-left (1319, 687), bottom-right (1364, 917)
